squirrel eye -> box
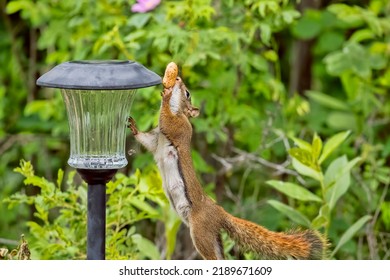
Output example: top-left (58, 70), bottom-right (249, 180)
top-left (185, 90), bottom-right (191, 99)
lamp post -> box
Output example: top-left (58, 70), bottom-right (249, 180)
top-left (36, 60), bottom-right (161, 260)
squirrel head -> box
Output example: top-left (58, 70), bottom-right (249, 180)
top-left (169, 76), bottom-right (200, 119)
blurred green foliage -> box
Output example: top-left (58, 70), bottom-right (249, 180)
top-left (1, 0), bottom-right (389, 259)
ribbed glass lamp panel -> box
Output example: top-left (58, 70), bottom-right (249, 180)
top-left (61, 89), bottom-right (136, 169)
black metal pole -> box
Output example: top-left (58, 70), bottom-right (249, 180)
top-left (77, 169), bottom-right (118, 260)
top-left (87, 183), bottom-right (106, 260)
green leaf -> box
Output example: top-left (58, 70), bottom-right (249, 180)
top-left (6, 0), bottom-right (31, 14)
top-left (319, 131), bottom-right (351, 164)
top-left (267, 180), bottom-right (322, 202)
top-left (364, 12), bottom-right (382, 36)
top-left (327, 4), bottom-right (364, 27)
top-left (312, 133), bottom-right (323, 161)
top-left (66, 170), bottom-right (76, 187)
top-left (342, 157), bottom-right (361, 174)
top-left (326, 112), bottom-right (357, 131)
top-left (350, 29), bottom-right (376, 43)
top-left (380, 202), bottom-right (390, 230)
top-left (267, 200), bottom-right (311, 228)
top-left (311, 204), bottom-right (330, 229)
top-left (26, 221), bottom-right (46, 237)
top-left (325, 161), bottom-right (349, 210)
top-left (289, 148), bottom-right (313, 166)
top-left (315, 31), bottom-right (344, 54)
top-left (57, 169), bottom-right (64, 189)
top-left (346, 43), bottom-right (372, 78)
top-left (324, 43), bottom-right (371, 78)
top-left (331, 215), bottom-right (372, 258)
top-left (129, 197), bottom-right (159, 217)
top-left (258, 1), bottom-right (279, 17)
top-left (290, 137), bottom-right (312, 152)
top-left (323, 51), bottom-right (349, 76)
top-left (292, 9), bottom-right (323, 39)
top-left (131, 234), bottom-right (160, 260)
top-left (77, 186), bottom-right (87, 205)
top-left (324, 156), bottom-right (361, 210)
top-left (14, 160), bottom-right (34, 177)
top-left (259, 23), bottom-right (271, 45)
top-left (192, 150), bottom-right (214, 173)
top-left (263, 50), bottom-right (278, 62)
top-left (164, 206), bottom-right (182, 259)
top-left (24, 100), bottom-right (58, 121)
top-left (291, 158), bottom-right (322, 182)
top-left (127, 13), bottom-right (152, 29)
top-left (340, 72), bottom-right (361, 99)
top-left (281, 10), bottom-right (300, 24)
top-left (24, 176), bottom-right (47, 189)
top-left (106, 177), bottom-right (125, 195)
top-left (324, 155), bottom-right (347, 187)
top-left (306, 90), bottom-right (349, 111)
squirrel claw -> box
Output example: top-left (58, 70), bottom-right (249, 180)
top-left (162, 87), bottom-right (173, 101)
top-left (127, 116), bottom-right (138, 135)
top-left (126, 116), bottom-right (133, 128)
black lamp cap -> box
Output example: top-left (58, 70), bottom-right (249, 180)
top-left (36, 60), bottom-right (161, 90)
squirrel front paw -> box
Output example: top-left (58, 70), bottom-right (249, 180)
top-left (161, 87), bottom-right (173, 102)
top-left (127, 116), bottom-right (138, 135)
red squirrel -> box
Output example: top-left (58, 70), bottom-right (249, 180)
top-left (128, 63), bottom-right (327, 260)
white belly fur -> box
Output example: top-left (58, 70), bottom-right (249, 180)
top-left (154, 131), bottom-right (190, 224)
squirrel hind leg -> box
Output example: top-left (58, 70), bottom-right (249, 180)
top-left (190, 227), bottom-right (224, 260)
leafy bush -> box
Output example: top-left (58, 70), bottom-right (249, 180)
top-left (4, 160), bottom-right (180, 260)
top-left (267, 131), bottom-right (372, 258)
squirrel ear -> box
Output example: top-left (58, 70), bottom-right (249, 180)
top-left (190, 107), bottom-right (200, 118)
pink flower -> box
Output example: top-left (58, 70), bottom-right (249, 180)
top-left (131, 0), bottom-right (161, 13)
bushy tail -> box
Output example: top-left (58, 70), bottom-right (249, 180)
top-left (222, 214), bottom-right (326, 259)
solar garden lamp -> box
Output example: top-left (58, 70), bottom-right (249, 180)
top-left (36, 60), bottom-right (161, 260)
